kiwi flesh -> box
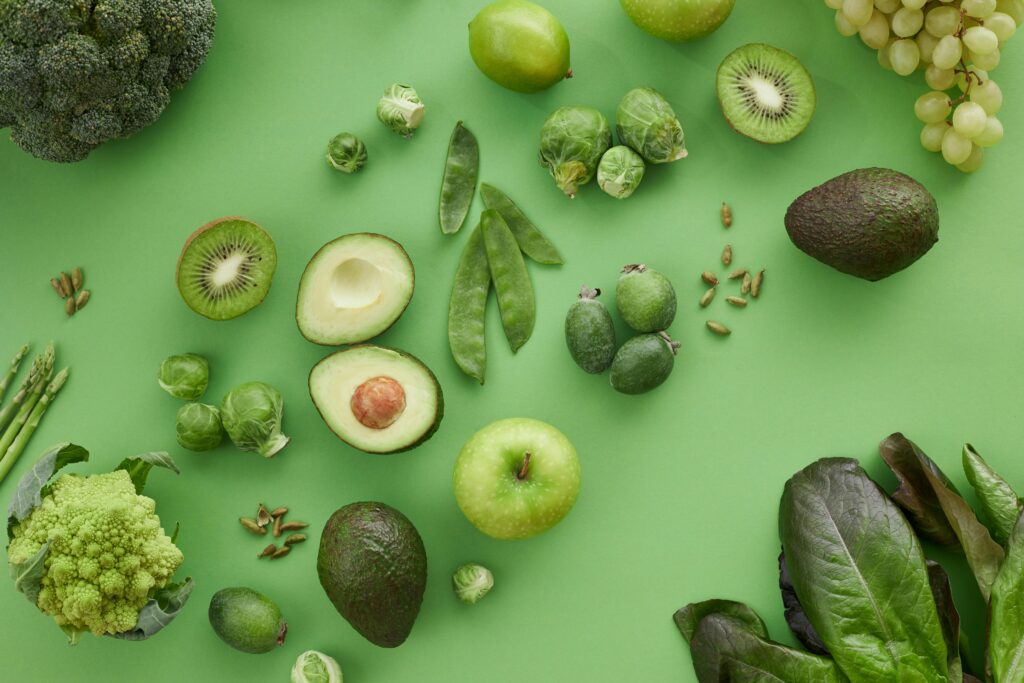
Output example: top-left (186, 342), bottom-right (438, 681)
top-left (716, 43), bottom-right (816, 144)
top-left (176, 217), bottom-right (278, 320)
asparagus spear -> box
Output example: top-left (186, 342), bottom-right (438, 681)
top-left (0, 367), bottom-right (69, 484)
top-left (0, 344), bottom-right (29, 403)
top-left (0, 367), bottom-right (50, 459)
top-left (0, 344), bottom-right (53, 434)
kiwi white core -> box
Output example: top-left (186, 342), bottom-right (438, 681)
top-left (747, 76), bottom-right (784, 112)
top-left (211, 252), bottom-right (246, 289)
top-left (331, 258), bottom-right (382, 309)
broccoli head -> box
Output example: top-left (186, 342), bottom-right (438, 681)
top-left (0, 0), bottom-right (216, 162)
top-left (7, 468), bottom-right (184, 638)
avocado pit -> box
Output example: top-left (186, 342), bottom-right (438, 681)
top-left (351, 376), bottom-right (407, 429)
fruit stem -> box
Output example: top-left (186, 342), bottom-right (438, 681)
top-left (517, 452), bottom-right (531, 480)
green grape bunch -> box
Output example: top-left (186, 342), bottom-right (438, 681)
top-left (827, 0), bottom-right (1021, 172)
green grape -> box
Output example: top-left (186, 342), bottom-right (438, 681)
top-left (860, 10), bottom-right (892, 48)
top-left (957, 68), bottom-right (988, 91)
top-left (836, 9), bottom-right (859, 35)
top-left (932, 35), bottom-right (963, 68)
top-left (941, 128), bottom-right (974, 164)
top-left (973, 116), bottom-right (1004, 146)
top-left (970, 78), bottom-right (1004, 113)
top-left (956, 144), bottom-right (985, 172)
top-left (963, 26), bottom-right (1000, 54)
top-left (969, 46), bottom-right (1001, 69)
top-left (917, 30), bottom-right (940, 62)
top-left (903, 0), bottom-right (927, 8)
top-left (952, 101), bottom-right (989, 137)
top-left (925, 5), bottom-right (962, 36)
top-left (826, 0), bottom-right (844, 9)
top-left (843, 0), bottom-right (875, 26)
top-left (876, 0), bottom-right (901, 11)
top-left (963, 0), bottom-right (998, 17)
top-left (915, 91), bottom-right (953, 123)
top-left (877, 41), bottom-right (895, 69)
top-left (920, 122), bottom-right (949, 152)
top-left (925, 64), bottom-right (957, 89)
top-left (892, 7), bottom-right (924, 36)
top-left (890, 38), bottom-right (921, 74)
top-left (986, 12), bottom-right (1018, 41)
top-left (995, 0), bottom-right (1024, 23)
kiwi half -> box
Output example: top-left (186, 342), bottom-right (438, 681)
top-left (176, 217), bottom-right (278, 320)
top-left (716, 43), bottom-right (816, 145)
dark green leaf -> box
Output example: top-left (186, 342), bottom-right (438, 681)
top-left (880, 433), bottom-right (1005, 600)
top-left (926, 561), bottom-right (963, 682)
top-left (673, 599), bottom-right (767, 644)
top-left (963, 443), bottom-right (1022, 547)
top-left (7, 443), bottom-right (88, 537)
top-left (880, 433), bottom-right (961, 548)
top-left (9, 540), bottom-right (49, 605)
top-left (990, 515), bottom-right (1024, 682)
top-left (170, 522), bottom-right (180, 544)
top-left (778, 551), bottom-right (828, 655)
top-left (780, 458), bottom-right (949, 681)
top-left (112, 577), bottom-right (194, 641)
top-left (689, 614), bottom-right (848, 683)
top-left (115, 451), bottom-right (179, 494)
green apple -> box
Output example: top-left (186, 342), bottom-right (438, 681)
top-left (620, 0), bottom-right (736, 41)
top-left (453, 418), bottom-right (581, 540)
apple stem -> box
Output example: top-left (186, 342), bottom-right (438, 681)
top-left (517, 452), bottom-right (531, 480)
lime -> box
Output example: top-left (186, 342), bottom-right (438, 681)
top-left (468, 0), bottom-right (571, 93)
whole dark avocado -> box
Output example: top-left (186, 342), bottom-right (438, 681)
top-left (317, 502), bottom-right (427, 648)
top-left (784, 168), bottom-right (939, 281)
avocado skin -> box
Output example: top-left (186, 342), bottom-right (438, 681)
top-left (565, 297), bottom-right (616, 374)
top-left (317, 502), bottom-right (427, 648)
top-left (610, 334), bottom-right (676, 394)
top-left (785, 168), bottom-right (939, 282)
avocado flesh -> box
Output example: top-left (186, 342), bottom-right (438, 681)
top-left (785, 168), bottom-right (939, 282)
top-left (309, 345), bottom-right (443, 454)
top-left (297, 233), bottom-right (415, 345)
top-left (317, 502), bottom-right (427, 648)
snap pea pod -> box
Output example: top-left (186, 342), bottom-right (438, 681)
top-left (480, 183), bottom-right (564, 265)
top-left (482, 209), bottom-right (535, 353)
top-left (439, 122), bottom-right (479, 235)
top-left (448, 223), bottom-right (490, 384)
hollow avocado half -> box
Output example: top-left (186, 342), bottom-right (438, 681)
top-left (296, 233), bottom-right (415, 345)
top-left (309, 345), bottom-right (444, 454)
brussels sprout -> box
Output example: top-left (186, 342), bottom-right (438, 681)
top-left (597, 146), bottom-right (645, 199)
top-left (616, 87), bottom-right (687, 164)
top-left (452, 563), bottom-right (494, 604)
top-left (220, 381), bottom-right (290, 458)
top-left (538, 106), bottom-right (612, 198)
top-left (377, 84), bottom-right (425, 138)
top-left (291, 649), bottom-right (343, 683)
top-left (175, 402), bottom-right (224, 451)
top-left (326, 133), bottom-right (367, 173)
top-left (157, 353), bottom-right (209, 400)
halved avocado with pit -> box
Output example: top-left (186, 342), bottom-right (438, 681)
top-left (297, 233), bottom-right (414, 345)
top-left (310, 345), bottom-right (443, 454)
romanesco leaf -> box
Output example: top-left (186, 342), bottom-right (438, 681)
top-left (115, 451), bottom-right (179, 494)
top-left (7, 443), bottom-right (88, 537)
top-left (112, 577), bottom-right (194, 641)
top-left (10, 540), bottom-right (48, 605)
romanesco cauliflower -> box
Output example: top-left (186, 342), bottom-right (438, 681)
top-left (7, 468), bottom-right (183, 637)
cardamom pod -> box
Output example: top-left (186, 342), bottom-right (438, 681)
top-left (699, 288), bottom-right (716, 308)
top-left (706, 321), bottom-right (731, 336)
top-left (701, 271), bottom-right (719, 286)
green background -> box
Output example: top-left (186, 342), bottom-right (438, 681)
top-left (1, 0), bottom-right (1022, 680)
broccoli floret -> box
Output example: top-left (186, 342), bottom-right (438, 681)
top-left (0, 0), bottom-right (216, 162)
